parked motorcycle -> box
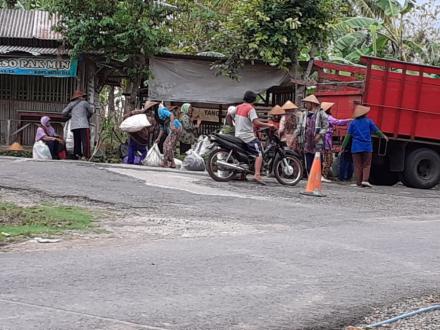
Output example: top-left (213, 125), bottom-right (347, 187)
top-left (206, 128), bottom-right (303, 186)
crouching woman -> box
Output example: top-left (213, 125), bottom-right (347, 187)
top-left (35, 116), bottom-right (66, 159)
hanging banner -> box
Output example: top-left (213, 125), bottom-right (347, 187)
top-left (0, 57), bottom-right (78, 77)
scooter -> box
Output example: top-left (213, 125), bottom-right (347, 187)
top-left (206, 128), bottom-right (304, 186)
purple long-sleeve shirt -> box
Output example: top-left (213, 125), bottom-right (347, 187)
top-left (324, 115), bottom-right (351, 151)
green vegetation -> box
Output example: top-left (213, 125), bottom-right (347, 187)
top-left (0, 202), bottom-right (93, 242)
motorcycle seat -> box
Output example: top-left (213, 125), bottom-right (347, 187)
top-left (214, 133), bottom-right (249, 150)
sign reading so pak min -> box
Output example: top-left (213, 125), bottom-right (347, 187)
top-left (0, 57), bottom-right (78, 77)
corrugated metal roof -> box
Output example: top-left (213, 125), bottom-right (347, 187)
top-left (0, 9), bottom-right (61, 40)
top-left (0, 45), bottom-right (68, 55)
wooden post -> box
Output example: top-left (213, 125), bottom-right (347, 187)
top-left (6, 119), bottom-right (10, 146)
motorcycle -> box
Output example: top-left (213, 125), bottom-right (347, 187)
top-left (206, 128), bottom-right (304, 186)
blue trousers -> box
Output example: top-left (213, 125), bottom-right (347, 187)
top-left (339, 152), bottom-right (354, 181)
top-left (128, 138), bottom-right (148, 165)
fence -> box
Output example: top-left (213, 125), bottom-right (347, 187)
top-left (0, 119), bottom-right (65, 146)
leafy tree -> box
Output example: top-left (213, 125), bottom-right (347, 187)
top-left (166, 0), bottom-right (234, 54)
top-left (50, 0), bottom-right (172, 111)
top-left (0, 0), bottom-right (54, 9)
top-left (210, 0), bottom-right (344, 78)
top-left (328, 0), bottom-right (440, 65)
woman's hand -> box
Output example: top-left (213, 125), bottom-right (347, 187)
top-left (314, 134), bottom-right (321, 143)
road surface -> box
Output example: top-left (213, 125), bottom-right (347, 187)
top-left (0, 157), bottom-right (439, 330)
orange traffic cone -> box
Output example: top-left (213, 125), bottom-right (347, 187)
top-left (300, 151), bottom-right (326, 197)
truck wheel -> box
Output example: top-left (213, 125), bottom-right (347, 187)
top-left (369, 164), bottom-right (399, 186)
top-left (403, 148), bottom-right (440, 189)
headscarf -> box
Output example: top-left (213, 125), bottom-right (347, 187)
top-left (35, 116), bottom-right (56, 141)
top-left (180, 103), bottom-right (191, 116)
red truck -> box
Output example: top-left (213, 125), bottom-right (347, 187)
top-left (314, 56), bottom-right (440, 189)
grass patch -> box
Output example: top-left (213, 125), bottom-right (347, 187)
top-left (0, 202), bottom-right (93, 242)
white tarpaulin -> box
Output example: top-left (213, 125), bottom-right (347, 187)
top-left (148, 57), bottom-right (290, 104)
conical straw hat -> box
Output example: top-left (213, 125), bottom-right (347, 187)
top-left (8, 142), bottom-right (24, 152)
top-left (353, 105), bottom-right (371, 118)
top-left (70, 90), bottom-right (86, 101)
top-left (321, 102), bottom-right (335, 112)
top-left (302, 94), bottom-right (320, 105)
top-left (144, 100), bottom-right (159, 110)
top-left (268, 105), bottom-right (286, 116)
top-left (281, 100), bottom-right (298, 111)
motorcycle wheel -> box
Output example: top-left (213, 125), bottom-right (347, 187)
top-left (274, 155), bottom-right (303, 186)
top-left (206, 148), bottom-right (238, 182)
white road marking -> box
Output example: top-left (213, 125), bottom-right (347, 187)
top-left (0, 299), bottom-right (168, 330)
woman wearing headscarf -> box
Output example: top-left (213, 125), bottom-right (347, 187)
top-left (179, 103), bottom-right (201, 155)
top-left (321, 102), bottom-right (351, 182)
top-left (342, 104), bottom-right (388, 187)
top-left (155, 105), bottom-right (182, 168)
top-left (35, 116), bottom-right (66, 159)
top-left (279, 100), bottom-right (299, 149)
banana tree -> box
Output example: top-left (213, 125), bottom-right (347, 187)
top-left (329, 0), bottom-right (421, 63)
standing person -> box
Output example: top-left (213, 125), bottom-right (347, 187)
top-left (62, 90), bottom-right (93, 160)
top-left (294, 95), bottom-right (329, 174)
top-left (35, 116), bottom-right (66, 160)
top-left (341, 104), bottom-right (389, 187)
top-left (321, 102), bottom-right (351, 182)
top-left (154, 104), bottom-right (179, 168)
top-left (123, 100), bottom-right (158, 164)
top-left (179, 103), bottom-right (201, 155)
top-left (279, 100), bottom-right (299, 149)
top-left (235, 91), bottom-right (274, 185)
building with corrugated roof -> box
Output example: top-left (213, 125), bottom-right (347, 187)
top-left (0, 9), bottom-right (98, 147)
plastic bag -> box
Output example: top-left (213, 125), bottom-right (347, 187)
top-left (195, 135), bottom-right (211, 157)
top-left (182, 150), bottom-right (205, 171)
top-left (174, 158), bottom-right (183, 170)
top-left (63, 120), bottom-right (74, 153)
top-left (120, 114), bottom-right (151, 133)
top-left (142, 143), bottom-right (163, 167)
top-left (32, 141), bottom-right (52, 160)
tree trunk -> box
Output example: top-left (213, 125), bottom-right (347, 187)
top-left (108, 86), bottom-right (115, 114)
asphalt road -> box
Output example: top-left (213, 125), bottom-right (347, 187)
top-left (0, 157), bottom-right (439, 330)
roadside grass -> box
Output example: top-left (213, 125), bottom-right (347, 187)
top-left (0, 202), bottom-right (93, 242)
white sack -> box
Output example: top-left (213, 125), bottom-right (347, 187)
top-left (143, 143), bottom-right (163, 167)
top-left (120, 114), bottom-right (151, 133)
top-left (32, 141), bottom-right (52, 160)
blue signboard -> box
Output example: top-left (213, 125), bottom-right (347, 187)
top-left (0, 57), bottom-right (78, 77)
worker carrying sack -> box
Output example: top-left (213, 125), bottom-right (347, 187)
top-left (142, 143), bottom-right (163, 167)
top-left (120, 114), bottom-right (151, 133)
top-left (32, 141), bottom-right (52, 160)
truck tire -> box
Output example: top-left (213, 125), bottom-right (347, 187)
top-left (403, 148), bottom-right (440, 189)
top-left (369, 163), bottom-right (399, 186)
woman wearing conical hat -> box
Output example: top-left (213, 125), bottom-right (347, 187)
top-left (279, 100), bottom-right (298, 149)
top-left (62, 90), bottom-right (93, 160)
top-left (320, 102), bottom-right (352, 182)
top-left (294, 94), bottom-right (329, 174)
top-left (268, 105), bottom-right (285, 130)
top-left (341, 104), bottom-right (388, 187)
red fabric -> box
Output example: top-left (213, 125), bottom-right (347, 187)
top-left (235, 103), bottom-right (253, 118)
top-left (85, 128), bottom-right (91, 158)
top-left (58, 150), bottom-right (67, 160)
